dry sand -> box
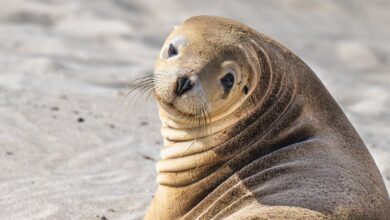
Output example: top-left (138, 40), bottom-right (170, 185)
top-left (0, 0), bottom-right (389, 219)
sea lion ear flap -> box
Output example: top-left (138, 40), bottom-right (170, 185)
top-left (243, 85), bottom-right (249, 95)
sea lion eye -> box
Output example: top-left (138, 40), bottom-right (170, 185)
top-left (168, 43), bottom-right (178, 58)
top-left (220, 72), bottom-right (235, 92)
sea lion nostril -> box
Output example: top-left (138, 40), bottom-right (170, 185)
top-left (176, 76), bottom-right (193, 96)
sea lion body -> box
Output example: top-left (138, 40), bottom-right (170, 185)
top-left (143, 16), bottom-right (390, 219)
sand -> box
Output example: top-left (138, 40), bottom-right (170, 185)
top-left (0, 0), bottom-right (389, 219)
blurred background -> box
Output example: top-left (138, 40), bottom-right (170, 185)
top-left (0, 0), bottom-right (389, 219)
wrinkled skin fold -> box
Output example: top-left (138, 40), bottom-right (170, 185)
top-left (141, 16), bottom-right (390, 220)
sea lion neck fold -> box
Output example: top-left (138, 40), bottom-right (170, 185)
top-left (144, 16), bottom-right (390, 220)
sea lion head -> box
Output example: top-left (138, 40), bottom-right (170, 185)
top-left (153, 16), bottom-right (261, 125)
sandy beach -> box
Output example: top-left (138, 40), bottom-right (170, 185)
top-left (0, 0), bottom-right (389, 219)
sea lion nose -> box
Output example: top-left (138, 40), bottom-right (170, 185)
top-left (176, 76), bottom-right (193, 96)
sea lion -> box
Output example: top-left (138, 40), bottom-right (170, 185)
top-left (134, 16), bottom-right (390, 219)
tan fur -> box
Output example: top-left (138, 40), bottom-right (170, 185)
top-left (144, 16), bottom-right (390, 220)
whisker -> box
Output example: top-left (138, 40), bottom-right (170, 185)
top-left (124, 74), bottom-right (158, 111)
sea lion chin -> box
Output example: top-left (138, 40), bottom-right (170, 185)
top-left (139, 16), bottom-right (390, 220)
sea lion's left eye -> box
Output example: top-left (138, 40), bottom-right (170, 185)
top-left (168, 43), bottom-right (178, 58)
top-left (220, 72), bottom-right (235, 92)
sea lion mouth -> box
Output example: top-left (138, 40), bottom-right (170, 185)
top-left (155, 93), bottom-right (213, 134)
top-left (155, 94), bottom-right (198, 118)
